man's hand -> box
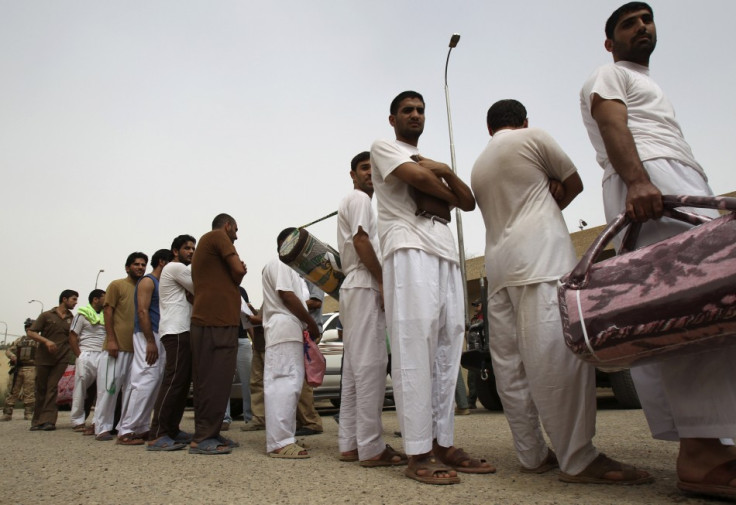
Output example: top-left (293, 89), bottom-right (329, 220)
top-left (145, 341), bottom-right (159, 366)
top-left (107, 339), bottom-right (119, 359)
top-left (307, 319), bottom-right (320, 341)
top-left (411, 154), bottom-right (451, 178)
top-left (626, 179), bottom-right (663, 222)
top-left (549, 179), bottom-right (565, 202)
top-left (45, 340), bottom-right (58, 355)
top-left (9, 356), bottom-right (17, 364)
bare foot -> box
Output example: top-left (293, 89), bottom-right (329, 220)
top-left (678, 438), bottom-right (736, 487)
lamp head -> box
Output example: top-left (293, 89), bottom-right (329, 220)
top-left (449, 33), bottom-right (460, 48)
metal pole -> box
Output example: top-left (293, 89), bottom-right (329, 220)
top-left (28, 299), bottom-right (44, 314)
top-left (95, 269), bottom-right (105, 289)
top-left (0, 321), bottom-right (6, 345)
top-left (299, 210), bottom-right (337, 229)
top-left (444, 33), bottom-right (470, 325)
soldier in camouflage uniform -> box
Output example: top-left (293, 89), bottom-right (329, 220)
top-left (2, 319), bottom-right (39, 421)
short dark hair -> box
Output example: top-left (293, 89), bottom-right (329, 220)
top-left (212, 213), bottom-right (235, 230)
top-left (350, 151), bottom-right (370, 172)
top-left (23, 318), bottom-right (33, 328)
top-left (88, 289), bottom-right (105, 304)
top-left (605, 2), bottom-right (653, 39)
top-left (486, 99), bottom-right (527, 132)
top-left (59, 289), bottom-right (79, 304)
top-left (125, 252), bottom-right (148, 268)
top-left (390, 90), bottom-right (424, 115)
top-left (151, 248), bottom-right (174, 269)
top-left (171, 234), bottom-right (196, 253)
top-left (277, 227), bottom-right (297, 247)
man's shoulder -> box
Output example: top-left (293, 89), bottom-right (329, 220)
top-left (582, 62), bottom-right (629, 89)
top-left (340, 189), bottom-right (370, 207)
top-left (108, 277), bottom-right (134, 290)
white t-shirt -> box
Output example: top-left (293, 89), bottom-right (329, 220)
top-left (158, 261), bottom-right (194, 336)
top-left (337, 189), bottom-right (381, 290)
top-left (471, 127), bottom-right (578, 296)
top-left (262, 258), bottom-right (307, 347)
top-left (580, 61), bottom-right (705, 183)
top-left (70, 314), bottom-right (106, 352)
top-left (370, 139), bottom-right (458, 263)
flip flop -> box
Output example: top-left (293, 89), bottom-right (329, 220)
top-left (189, 438), bottom-right (232, 455)
top-left (559, 453), bottom-right (653, 485)
top-left (216, 435), bottom-right (240, 448)
top-left (434, 444), bottom-right (496, 474)
top-left (174, 431), bottom-right (192, 444)
top-left (269, 443), bottom-right (309, 459)
top-left (147, 435), bottom-right (186, 452)
top-left (521, 450), bottom-right (559, 474)
top-left (405, 456), bottom-right (460, 485)
top-left (677, 459), bottom-right (736, 499)
top-left (360, 444), bottom-right (408, 467)
top-left (117, 433), bottom-right (145, 446)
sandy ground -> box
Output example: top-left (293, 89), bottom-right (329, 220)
top-left (0, 393), bottom-right (720, 505)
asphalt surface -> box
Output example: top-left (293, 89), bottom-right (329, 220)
top-left (0, 394), bottom-right (722, 505)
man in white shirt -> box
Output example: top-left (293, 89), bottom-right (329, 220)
top-left (69, 289), bottom-right (107, 431)
top-left (580, 3), bottom-right (736, 498)
top-left (337, 150), bottom-right (406, 467)
top-left (472, 98), bottom-right (651, 485)
top-left (370, 90), bottom-right (491, 485)
top-left (262, 228), bottom-right (319, 459)
top-left (147, 234), bottom-right (196, 451)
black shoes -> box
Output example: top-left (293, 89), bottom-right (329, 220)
top-left (29, 422), bottom-right (55, 431)
top-left (294, 427), bottom-right (323, 437)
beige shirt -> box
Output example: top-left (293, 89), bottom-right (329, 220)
top-left (103, 277), bottom-right (137, 352)
top-left (471, 127), bottom-right (578, 296)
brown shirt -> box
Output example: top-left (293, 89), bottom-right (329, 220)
top-left (29, 307), bottom-right (73, 366)
top-left (191, 229), bottom-right (241, 326)
top-left (103, 277), bottom-right (136, 352)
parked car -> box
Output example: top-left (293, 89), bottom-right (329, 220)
top-left (462, 321), bottom-right (641, 411)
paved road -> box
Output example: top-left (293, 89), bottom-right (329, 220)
top-left (2, 394), bottom-right (717, 505)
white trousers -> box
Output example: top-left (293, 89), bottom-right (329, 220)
top-left (70, 350), bottom-right (101, 426)
top-left (603, 158), bottom-right (736, 440)
top-left (264, 341), bottom-right (303, 453)
top-left (337, 287), bottom-right (388, 459)
top-left (488, 282), bottom-right (598, 474)
top-left (118, 331), bottom-right (165, 436)
top-left (93, 350), bottom-right (133, 434)
top-left (383, 249), bottom-right (464, 455)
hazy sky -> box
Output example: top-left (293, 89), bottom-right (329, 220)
top-left (1, 1), bottom-right (734, 340)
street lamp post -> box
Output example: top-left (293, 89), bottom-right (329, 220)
top-left (443, 33), bottom-right (470, 324)
top-left (95, 269), bottom-right (105, 289)
top-left (28, 299), bottom-right (44, 314)
top-left (0, 321), bottom-right (6, 345)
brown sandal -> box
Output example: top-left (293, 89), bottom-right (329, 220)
top-left (559, 453), bottom-right (653, 485)
top-left (405, 456), bottom-right (460, 485)
top-left (677, 459), bottom-right (736, 499)
top-left (360, 444), bottom-right (408, 467)
top-left (521, 449), bottom-right (559, 474)
top-left (435, 444), bottom-right (496, 474)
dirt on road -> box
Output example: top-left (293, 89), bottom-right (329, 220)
top-left (0, 394), bottom-right (719, 505)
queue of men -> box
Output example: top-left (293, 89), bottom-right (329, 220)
top-left (6, 3), bottom-right (735, 499)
